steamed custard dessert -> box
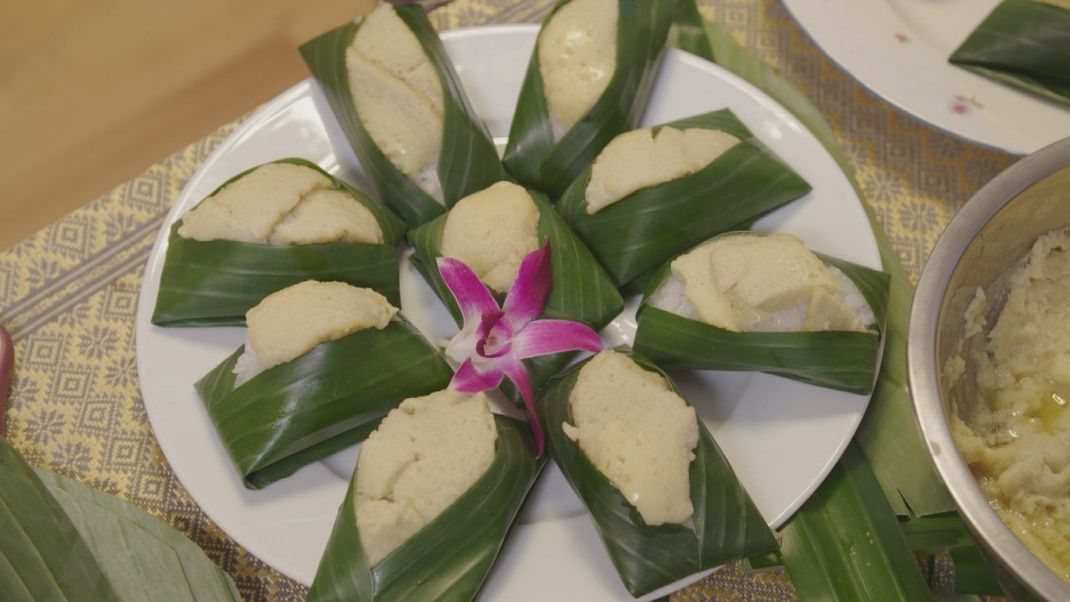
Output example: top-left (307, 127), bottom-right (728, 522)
top-left (649, 233), bottom-right (874, 333)
top-left (538, 0), bottom-right (618, 139)
top-left (563, 350), bottom-right (698, 526)
top-left (951, 228), bottom-right (1070, 582)
top-left (346, 3), bottom-right (445, 201)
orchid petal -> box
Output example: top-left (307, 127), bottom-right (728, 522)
top-left (502, 242), bottom-right (552, 331)
top-left (449, 358), bottom-right (505, 393)
top-left (437, 257), bottom-right (499, 323)
top-left (499, 355), bottom-right (545, 457)
top-left (511, 319), bottom-right (603, 359)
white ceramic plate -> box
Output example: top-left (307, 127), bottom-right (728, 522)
top-left (784, 0), bottom-right (1070, 155)
top-left (136, 25), bottom-right (881, 600)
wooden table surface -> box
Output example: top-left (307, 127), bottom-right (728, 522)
top-left (0, 0), bottom-right (376, 251)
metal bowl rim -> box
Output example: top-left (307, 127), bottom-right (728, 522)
top-left (909, 136), bottom-right (1070, 600)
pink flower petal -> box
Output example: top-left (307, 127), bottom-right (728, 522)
top-left (502, 242), bottom-right (552, 332)
top-left (449, 358), bottom-right (505, 393)
top-left (500, 355), bottom-right (545, 457)
top-left (437, 257), bottom-right (500, 322)
top-left (511, 319), bottom-right (602, 359)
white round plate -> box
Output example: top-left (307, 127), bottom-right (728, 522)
top-left (784, 0), bottom-right (1070, 155)
top-left (136, 25), bottom-right (880, 600)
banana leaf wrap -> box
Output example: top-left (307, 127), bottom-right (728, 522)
top-left (152, 158), bottom-right (406, 326)
top-left (307, 415), bottom-right (544, 602)
top-left (556, 110), bottom-right (812, 289)
top-left (407, 190), bottom-right (623, 404)
top-left (950, 0), bottom-right (1070, 108)
top-left (195, 319), bottom-right (452, 489)
top-left (300, 6), bottom-right (504, 227)
top-left (633, 238), bottom-right (891, 394)
top-left (538, 349), bottom-right (777, 597)
top-left (502, 0), bottom-right (678, 197)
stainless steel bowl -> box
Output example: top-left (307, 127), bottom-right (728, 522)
top-left (909, 137), bottom-right (1070, 600)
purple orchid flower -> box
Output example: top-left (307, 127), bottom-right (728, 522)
top-left (437, 242), bottom-right (602, 455)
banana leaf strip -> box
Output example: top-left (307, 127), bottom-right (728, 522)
top-left (633, 242), bottom-right (890, 394)
top-left (307, 416), bottom-right (544, 602)
top-left (556, 110), bottom-right (811, 288)
top-left (152, 158), bottom-right (405, 326)
top-left (300, 6), bottom-right (504, 227)
top-left (778, 444), bottom-right (933, 602)
top-left (407, 190), bottom-right (623, 404)
top-left (538, 349), bottom-right (777, 597)
top-left (0, 438), bottom-right (120, 602)
top-left (503, 0), bottom-right (678, 197)
top-left (950, 0), bottom-right (1070, 108)
top-left (196, 319), bottom-right (452, 489)
top-left (36, 467), bottom-right (242, 602)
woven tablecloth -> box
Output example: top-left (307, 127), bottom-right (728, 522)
top-left (0, 1), bottom-right (1015, 600)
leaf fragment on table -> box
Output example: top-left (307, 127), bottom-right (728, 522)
top-left (37, 467), bottom-right (242, 602)
top-left (0, 438), bottom-right (120, 602)
top-left (950, 0), bottom-right (1070, 108)
top-left (779, 444), bottom-right (933, 602)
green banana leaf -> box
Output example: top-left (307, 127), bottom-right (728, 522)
top-left (633, 237), bottom-right (890, 394)
top-left (555, 110), bottom-right (812, 289)
top-left (503, 0), bottom-right (678, 197)
top-left (748, 512), bottom-right (1005, 596)
top-left (36, 467), bottom-right (242, 602)
top-left (307, 415), bottom-right (544, 602)
top-left (196, 319), bottom-right (452, 489)
top-left (950, 0), bottom-right (1070, 108)
top-left (407, 189), bottom-right (623, 405)
top-left (670, 1), bottom-right (954, 517)
top-left (300, 5), bottom-right (504, 228)
top-left (152, 157), bottom-right (405, 326)
top-left (538, 349), bottom-right (778, 597)
top-left (0, 437), bottom-right (120, 602)
top-left (778, 444), bottom-right (933, 602)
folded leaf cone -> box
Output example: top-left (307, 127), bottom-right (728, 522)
top-left (196, 319), bottom-right (452, 489)
top-left (503, 0), bottom-right (679, 197)
top-left (556, 110), bottom-right (811, 290)
top-left (307, 416), bottom-right (544, 602)
top-left (537, 349), bottom-right (777, 596)
top-left (634, 236), bottom-right (890, 394)
top-left (301, 5), bottom-right (504, 227)
top-left (950, 0), bottom-right (1070, 108)
top-left (152, 158), bottom-right (405, 326)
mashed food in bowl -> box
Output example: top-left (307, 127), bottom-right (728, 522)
top-left (951, 228), bottom-right (1070, 582)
